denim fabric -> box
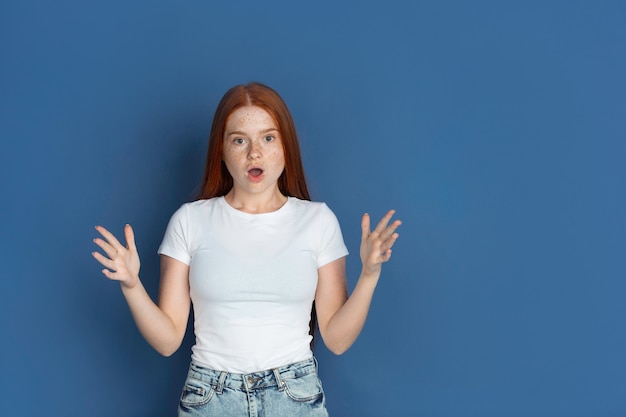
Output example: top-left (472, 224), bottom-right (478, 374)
top-left (178, 358), bottom-right (328, 417)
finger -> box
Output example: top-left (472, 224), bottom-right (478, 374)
top-left (124, 224), bottom-right (136, 250)
top-left (93, 237), bottom-right (118, 259)
top-left (372, 210), bottom-right (396, 236)
top-left (361, 213), bottom-right (371, 242)
top-left (378, 232), bottom-right (400, 258)
top-left (379, 219), bottom-right (403, 241)
top-left (91, 251), bottom-right (117, 271)
top-left (101, 268), bottom-right (119, 281)
top-left (95, 225), bottom-right (124, 249)
top-left (382, 232), bottom-right (400, 252)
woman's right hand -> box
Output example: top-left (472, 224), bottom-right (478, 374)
top-left (92, 224), bottom-right (141, 289)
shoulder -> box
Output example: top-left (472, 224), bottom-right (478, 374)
top-left (287, 197), bottom-right (340, 222)
top-left (178, 197), bottom-right (220, 213)
top-left (168, 197), bottom-right (221, 222)
top-left (287, 197), bottom-right (331, 213)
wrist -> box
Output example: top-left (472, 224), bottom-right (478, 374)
top-left (359, 268), bottom-right (381, 284)
top-left (120, 275), bottom-right (141, 293)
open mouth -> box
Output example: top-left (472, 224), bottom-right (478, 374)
top-left (248, 168), bottom-right (264, 178)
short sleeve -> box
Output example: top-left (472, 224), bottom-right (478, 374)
top-left (157, 204), bottom-right (191, 265)
top-left (316, 203), bottom-right (349, 268)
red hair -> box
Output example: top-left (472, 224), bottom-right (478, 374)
top-left (196, 83), bottom-right (319, 345)
top-left (197, 82), bottom-right (310, 201)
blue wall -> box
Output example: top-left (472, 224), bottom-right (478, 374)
top-left (2, 1), bottom-right (625, 416)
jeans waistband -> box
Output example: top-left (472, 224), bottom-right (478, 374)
top-left (187, 358), bottom-right (318, 393)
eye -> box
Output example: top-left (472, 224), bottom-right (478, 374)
top-left (264, 135), bottom-right (275, 142)
top-left (233, 138), bottom-right (245, 145)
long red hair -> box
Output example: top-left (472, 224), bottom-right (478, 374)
top-left (196, 82), bottom-right (319, 345)
top-left (197, 82), bottom-right (310, 201)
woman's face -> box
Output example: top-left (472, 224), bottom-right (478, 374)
top-left (222, 106), bottom-right (286, 198)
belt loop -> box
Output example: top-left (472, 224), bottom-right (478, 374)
top-left (272, 368), bottom-right (285, 392)
top-left (215, 371), bottom-right (227, 394)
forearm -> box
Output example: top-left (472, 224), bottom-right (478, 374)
top-left (323, 270), bottom-right (380, 355)
top-left (120, 278), bottom-right (184, 356)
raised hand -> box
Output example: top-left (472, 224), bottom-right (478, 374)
top-left (92, 224), bottom-right (141, 289)
top-left (360, 210), bottom-right (402, 276)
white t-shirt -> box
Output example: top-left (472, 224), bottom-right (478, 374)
top-left (158, 196), bottom-right (348, 373)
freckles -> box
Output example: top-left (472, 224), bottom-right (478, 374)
top-left (228, 108), bottom-right (275, 131)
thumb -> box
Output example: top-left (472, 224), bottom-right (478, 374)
top-left (361, 213), bottom-right (370, 242)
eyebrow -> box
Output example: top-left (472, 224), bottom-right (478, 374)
top-left (226, 128), bottom-right (279, 137)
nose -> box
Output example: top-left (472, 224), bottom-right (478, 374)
top-left (247, 140), bottom-right (262, 159)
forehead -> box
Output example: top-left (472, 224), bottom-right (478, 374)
top-left (225, 106), bottom-right (277, 132)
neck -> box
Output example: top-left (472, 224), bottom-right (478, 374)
top-left (224, 189), bottom-right (288, 214)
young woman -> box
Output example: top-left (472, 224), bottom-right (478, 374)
top-left (92, 82), bottom-right (401, 416)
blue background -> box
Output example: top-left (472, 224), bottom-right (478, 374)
top-left (2, 1), bottom-right (625, 416)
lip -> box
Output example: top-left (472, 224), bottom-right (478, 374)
top-left (247, 165), bottom-right (265, 182)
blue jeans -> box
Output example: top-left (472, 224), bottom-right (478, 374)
top-left (178, 358), bottom-right (329, 417)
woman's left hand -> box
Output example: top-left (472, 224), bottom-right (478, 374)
top-left (360, 210), bottom-right (402, 276)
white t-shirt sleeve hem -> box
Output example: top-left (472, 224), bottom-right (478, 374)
top-left (157, 246), bottom-right (191, 265)
top-left (316, 203), bottom-right (349, 268)
top-left (157, 203), bottom-right (191, 265)
top-left (317, 250), bottom-right (348, 269)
